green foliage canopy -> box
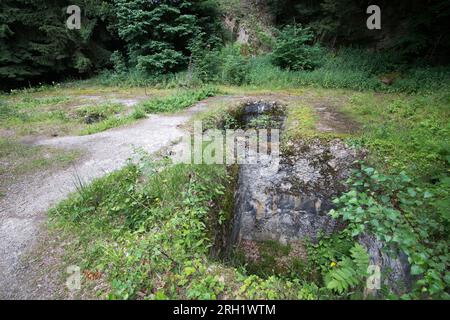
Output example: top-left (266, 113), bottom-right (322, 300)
top-left (113, 0), bottom-right (222, 75)
top-left (0, 0), bottom-right (117, 88)
top-left (271, 24), bottom-right (323, 71)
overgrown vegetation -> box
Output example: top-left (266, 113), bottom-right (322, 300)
top-left (0, 0), bottom-right (118, 88)
top-left (0, 86), bottom-right (220, 137)
top-left (138, 87), bottom-right (219, 113)
top-left (1, 0), bottom-right (449, 301)
top-left (271, 24), bottom-right (323, 71)
top-left (48, 155), bottom-right (374, 300)
top-left (3, 1), bottom-right (449, 93)
top-left (330, 164), bottom-right (449, 299)
top-left (49, 158), bottom-right (311, 299)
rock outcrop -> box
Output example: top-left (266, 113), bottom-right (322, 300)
top-left (231, 138), bottom-right (359, 245)
top-left (229, 100), bottom-right (412, 296)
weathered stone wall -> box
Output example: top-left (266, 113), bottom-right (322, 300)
top-left (232, 138), bottom-right (359, 245)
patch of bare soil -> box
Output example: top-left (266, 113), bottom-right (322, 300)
top-left (314, 103), bottom-right (359, 134)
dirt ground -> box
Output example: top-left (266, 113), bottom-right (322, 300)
top-left (0, 93), bottom-right (356, 299)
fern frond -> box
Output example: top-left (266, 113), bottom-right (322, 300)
top-left (325, 243), bottom-right (369, 294)
top-left (350, 243), bottom-right (370, 274)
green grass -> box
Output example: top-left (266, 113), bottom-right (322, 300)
top-left (0, 84), bottom-right (221, 141)
top-left (188, 100), bottom-right (243, 131)
top-left (343, 89), bottom-right (450, 179)
top-left (139, 86), bottom-right (219, 113)
top-left (0, 95), bottom-right (73, 135)
top-left (284, 102), bottom-right (320, 139)
top-left (243, 52), bottom-right (450, 93)
top-left (50, 161), bottom-right (266, 298)
top-left (6, 50), bottom-right (447, 300)
top-left (44, 83), bottom-right (450, 300)
top-left (50, 160), bottom-right (230, 299)
top-left (48, 157), bottom-right (324, 300)
top-left (331, 88), bottom-right (450, 299)
top-left (75, 103), bottom-right (124, 122)
top-left (0, 138), bottom-right (80, 181)
top-left (0, 98), bottom-right (131, 137)
top-left (233, 240), bottom-right (302, 277)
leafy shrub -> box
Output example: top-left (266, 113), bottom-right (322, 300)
top-left (110, 51), bottom-right (127, 75)
top-left (329, 164), bottom-right (450, 299)
top-left (79, 117), bottom-right (131, 136)
top-left (114, 0), bottom-right (222, 76)
top-left (220, 44), bottom-right (249, 85)
top-left (271, 24), bottom-right (323, 71)
top-left (0, 1), bottom-right (116, 89)
top-left (247, 114), bottom-right (275, 129)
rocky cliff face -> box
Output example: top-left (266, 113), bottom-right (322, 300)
top-left (221, 0), bottom-right (275, 51)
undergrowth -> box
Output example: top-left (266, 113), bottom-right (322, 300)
top-left (49, 158), bottom-right (313, 299)
top-left (330, 164), bottom-right (449, 299)
top-left (138, 86), bottom-right (219, 113)
top-left (78, 87), bottom-right (219, 135)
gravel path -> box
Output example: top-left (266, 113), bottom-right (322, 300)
top-left (0, 93), bottom-right (356, 299)
top-left (0, 100), bottom-right (210, 299)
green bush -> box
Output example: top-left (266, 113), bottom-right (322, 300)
top-left (110, 51), bottom-right (128, 75)
top-left (189, 33), bottom-right (222, 83)
top-left (136, 49), bottom-right (186, 76)
top-left (114, 0), bottom-right (222, 76)
top-left (271, 24), bottom-right (323, 71)
top-left (329, 164), bottom-right (450, 299)
top-left (220, 44), bottom-right (249, 85)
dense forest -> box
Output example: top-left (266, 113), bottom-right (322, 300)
top-left (0, 0), bottom-right (449, 302)
top-left (1, 0), bottom-right (449, 88)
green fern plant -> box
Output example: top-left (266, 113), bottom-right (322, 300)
top-left (325, 243), bottom-right (369, 294)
